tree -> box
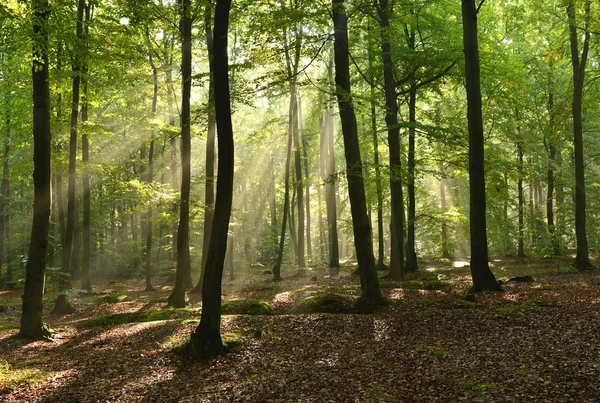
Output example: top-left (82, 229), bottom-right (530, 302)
top-left (188, 0), bottom-right (234, 358)
top-left (192, 2), bottom-right (216, 295)
top-left (20, 0), bottom-right (53, 339)
top-left (567, 0), bottom-right (593, 270)
top-left (375, 0), bottom-right (404, 280)
top-left (168, 0), bottom-right (193, 307)
top-left (461, 0), bottom-right (501, 292)
top-left (332, 0), bottom-right (384, 307)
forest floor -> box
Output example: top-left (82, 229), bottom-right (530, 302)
top-left (1, 257), bottom-right (600, 402)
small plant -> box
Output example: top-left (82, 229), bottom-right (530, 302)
top-left (496, 307), bottom-right (523, 319)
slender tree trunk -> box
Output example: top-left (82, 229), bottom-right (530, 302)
top-left (168, 0), bottom-right (193, 307)
top-left (517, 120), bottom-right (525, 258)
top-left (60, 0), bottom-right (86, 294)
top-left (333, 0), bottom-right (384, 307)
top-left (377, 0), bottom-right (404, 280)
top-left (0, 107), bottom-right (9, 285)
top-left (291, 33), bottom-right (304, 268)
top-left (405, 83), bottom-right (418, 272)
top-left (368, 40), bottom-right (385, 270)
top-left (272, 92), bottom-right (294, 281)
top-left (192, 4), bottom-right (216, 294)
top-left (144, 43), bottom-right (158, 292)
top-left (461, 0), bottom-right (501, 291)
top-left (300, 98), bottom-right (312, 261)
top-left (547, 89), bottom-right (559, 256)
top-left (567, 0), bottom-right (592, 269)
top-left (20, 0), bottom-right (52, 339)
top-left (80, 1), bottom-right (92, 291)
top-left (325, 60), bottom-right (340, 269)
top-left (189, 0), bottom-right (234, 358)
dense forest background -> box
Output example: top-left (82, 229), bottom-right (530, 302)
top-left (3, 0), bottom-right (598, 285)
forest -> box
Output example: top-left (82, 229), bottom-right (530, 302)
top-left (1, 0), bottom-right (600, 401)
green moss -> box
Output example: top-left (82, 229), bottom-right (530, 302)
top-left (453, 300), bottom-right (477, 309)
top-left (422, 281), bottom-right (448, 290)
top-left (95, 294), bottom-right (130, 304)
top-left (0, 322), bottom-right (19, 332)
top-left (520, 298), bottom-right (558, 308)
top-left (496, 307), bottom-right (524, 319)
top-left (78, 307), bottom-right (201, 328)
top-left (0, 360), bottom-right (55, 392)
top-left (290, 293), bottom-right (352, 314)
top-left (221, 299), bottom-right (273, 315)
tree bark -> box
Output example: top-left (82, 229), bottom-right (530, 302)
top-left (80, 1), bottom-right (92, 291)
top-left (461, 0), bottom-right (501, 291)
top-left (20, 0), bottom-right (52, 339)
top-left (324, 61), bottom-right (340, 269)
top-left (168, 0), bottom-right (193, 307)
top-left (516, 113), bottom-right (525, 258)
top-left (193, 3), bottom-right (216, 294)
top-left (567, 0), bottom-right (592, 269)
top-left (60, 0), bottom-right (86, 293)
top-left (189, 0), bottom-right (234, 358)
top-left (333, 0), bottom-right (384, 307)
top-left (300, 98), bottom-right (312, 261)
top-left (377, 0), bottom-right (404, 280)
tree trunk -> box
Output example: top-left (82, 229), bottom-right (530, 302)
top-left (272, 91), bottom-right (294, 281)
top-left (144, 42), bottom-right (159, 292)
top-left (405, 83), bottom-right (418, 272)
top-left (20, 0), bottom-right (52, 339)
top-left (60, 0), bottom-right (86, 294)
top-left (567, 0), bottom-right (592, 269)
top-left (325, 60), bottom-right (340, 269)
top-left (370, 71), bottom-right (385, 270)
top-left (291, 30), bottom-right (304, 268)
top-left (461, 0), bottom-right (501, 291)
top-left (193, 4), bottom-right (216, 295)
top-left (169, 0), bottom-right (193, 307)
top-left (300, 98), bottom-right (312, 261)
top-left (377, 0), bottom-right (404, 280)
top-left (80, 1), bottom-right (92, 291)
top-left (517, 131), bottom-right (525, 257)
top-left (189, 0), bottom-right (234, 358)
top-left (333, 0), bottom-right (384, 307)
top-left (0, 107), bottom-right (9, 286)
top-left (439, 157), bottom-right (451, 259)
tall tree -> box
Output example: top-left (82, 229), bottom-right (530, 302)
top-left (169, 0), bottom-right (193, 307)
top-left (461, 0), bottom-right (501, 291)
top-left (567, 0), bottom-right (592, 270)
top-left (375, 0), bottom-right (404, 280)
top-left (333, 0), bottom-right (384, 307)
top-left (188, 0), bottom-right (234, 358)
top-left (60, 0), bottom-right (86, 295)
top-left (192, 2), bottom-right (216, 295)
top-left (80, 1), bottom-right (92, 291)
top-left (20, 0), bottom-right (53, 339)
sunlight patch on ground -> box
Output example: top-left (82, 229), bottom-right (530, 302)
top-left (425, 267), bottom-right (438, 272)
top-left (373, 319), bottom-right (391, 342)
top-left (273, 292), bottom-right (293, 304)
top-left (502, 293), bottom-right (519, 302)
top-left (388, 289), bottom-right (406, 300)
top-left (453, 261), bottom-right (469, 268)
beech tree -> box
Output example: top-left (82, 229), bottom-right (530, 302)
top-left (189, 0), bottom-right (234, 358)
top-left (20, 0), bottom-right (53, 340)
